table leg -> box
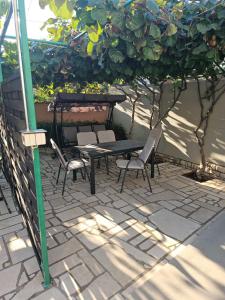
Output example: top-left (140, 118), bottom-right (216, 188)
top-left (151, 150), bottom-right (155, 178)
top-left (73, 170), bottom-right (77, 182)
top-left (90, 158), bottom-right (95, 194)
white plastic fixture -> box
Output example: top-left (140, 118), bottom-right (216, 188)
top-left (20, 129), bottom-right (47, 147)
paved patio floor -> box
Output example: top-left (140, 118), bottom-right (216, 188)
top-left (0, 150), bottom-right (225, 299)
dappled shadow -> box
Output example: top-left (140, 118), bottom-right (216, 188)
top-left (36, 152), bottom-right (225, 299)
top-left (123, 212), bottom-right (225, 300)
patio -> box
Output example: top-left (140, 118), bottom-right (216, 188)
top-left (0, 150), bottom-right (225, 299)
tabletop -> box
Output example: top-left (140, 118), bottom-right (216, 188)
top-left (74, 139), bottom-right (144, 159)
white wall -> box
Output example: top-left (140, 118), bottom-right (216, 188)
top-left (113, 80), bottom-right (225, 168)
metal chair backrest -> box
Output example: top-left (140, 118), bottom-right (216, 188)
top-left (150, 125), bottom-right (162, 150)
top-left (77, 132), bottom-right (97, 146)
top-left (139, 135), bottom-right (155, 164)
top-left (97, 130), bottom-right (116, 143)
top-left (93, 124), bottom-right (106, 132)
top-left (63, 127), bottom-right (77, 144)
top-left (50, 138), bottom-right (67, 168)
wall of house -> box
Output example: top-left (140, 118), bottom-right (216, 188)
top-left (113, 80), bottom-right (225, 171)
top-left (35, 102), bottom-right (108, 124)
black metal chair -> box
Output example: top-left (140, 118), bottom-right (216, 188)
top-left (116, 136), bottom-right (155, 193)
top-left (50, 139), bottom-right (90, 195)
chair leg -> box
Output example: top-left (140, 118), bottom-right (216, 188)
top-left (117, 169), bottom-right (122, 183)
top-left (141, 170), bottom-right (145, 181)
top-left (97, 159), bottom-right (100, 168)
top-left (80, 168), bottom-right (85, 180)
top-left (73, 170), bottom-right (77, 182)
top-left (136, 170), bottom-right (139, 178)
top-left (120, 169), bottom-right (128, 193)
top-left (156, 163), bottom-right (160, 175)
top-left (56, 164), bottom-right (61, 184)
top-left (62, 171), bottom-right (68, 195)
top-left (144, 167), bottom-right (152, 193)
top-left (105, 156), bottom-right (109, 175)
top-left (83, 165), bottom-right (90, 182)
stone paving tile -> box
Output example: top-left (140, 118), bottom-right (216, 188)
top-left (139, 238), bottom-right (156, 251)
top-left (95, 205), bottom-right (130, 223)
top-left (147, 243), bottom-right (169, 260)
top-left (0, 263), bottom-right (21, 297)
top-left (1, 154), bottom-right (225, 299)
top-left (77, 272), bottom-right (121, 300)
top-left (77, 248), bottom-right (104, 276)
top-left (173, 208), bottom-right (190, 217)
top-left (48, 238), bottom-right (83, 264)
top-left (130, 231), bottom-right (152, 246)
top-left (70, 263), bottom-right (94, 287)
top-left (148, 190), bottom-right (184, 202)
top-left (93, 242), bottom-right (147, 287)
top-left (77, 230), bottom-right (108, 250)
top-left (56, 207), bottom-right (85, 222)
top-left (8, 237), bottom-right (35, 264)
top-left (49, 253), bottom-right (81, 277)
top-left (32, 287), bottom-right (67, 300)
top-left (189, 207), bottom-right (217, 224)
top-left (11, 272), bottom-right (44, 300)
top-left (59, 272), bottom-right (79, 296)
top-left (23, 257), bottom-right (39, 275)
top-left (0, 237), bottom-right (8, 270)
top-left (149, 209), bottom-right (200, 241)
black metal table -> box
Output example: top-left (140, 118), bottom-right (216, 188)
top-left (74, 139), bottom-right (147, 194)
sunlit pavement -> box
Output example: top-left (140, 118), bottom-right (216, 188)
top-left (0, 149), bottom-right (225, 299)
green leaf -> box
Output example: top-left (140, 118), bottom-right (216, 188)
top-left (134, 29), bottom-right (144, 38)
top-left (196, 23), bottom-right (209, 34)
top-left (49, 0), bottom-right (73, 19)
top-left (91, 8), bottom-right (108, 24)
top-left (192, 43), bottom-right (208, 55)
top-left (88, 0), bottom-right (102, 7)
top-left (123, 66), bottom-right (133, 76)
top-left (153, 44), bottom-right (163, 54)
top-left (31, 48), bottom-right (45, 63)
top-left (165, 36), bottom-right (176, 47)
top-left (87, 23), bottom-right (103, 43)
top-left (149, 23), bottom-right (161, 39)
top-left (111, 12), bottom-right (124, 30)
top-left (136, 38), bottom-right (147, 50)
top-left (55, 0), bottom-right (64, 8)
top-left (0, 0), bottom-right (9, 17)
top-left (87, 41), bottom-right (94, 56)
top-left (143, 47), bottom-right (155, 60)
top-left (166, 24), bottom-right (177, 36)
top-left (111, 38), bottom-right (119, 48)
top-left (217, 9), bottom-right (225, 19)
top-left (146, 0), bottom-right (159, 13)
top-left (109, 49), bottom-right (125, 63)
top-left (126, 43), bottom-right (136, 58)
top-left (88, 31), bottom-right (99, 43)
top-left (71, 18), bottom-right (79, 30)
top-left (126, 12), bottom-right (145, 31)
top-left (206, 49), bottom-right (216, 59)
top-left (156, 0), bottom-right (167, 7)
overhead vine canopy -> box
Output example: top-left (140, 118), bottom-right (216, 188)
top-left (34, 0), bottom-right (225, 83)
top-left (1, 0), bottom-right (225, 85)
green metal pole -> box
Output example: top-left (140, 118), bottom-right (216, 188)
top-left (1, 34), bottom-right (68, 47)
top-left (15, 0), bottom-right (51, 287)
top-left (0, 63), bottom-right (3, 84)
